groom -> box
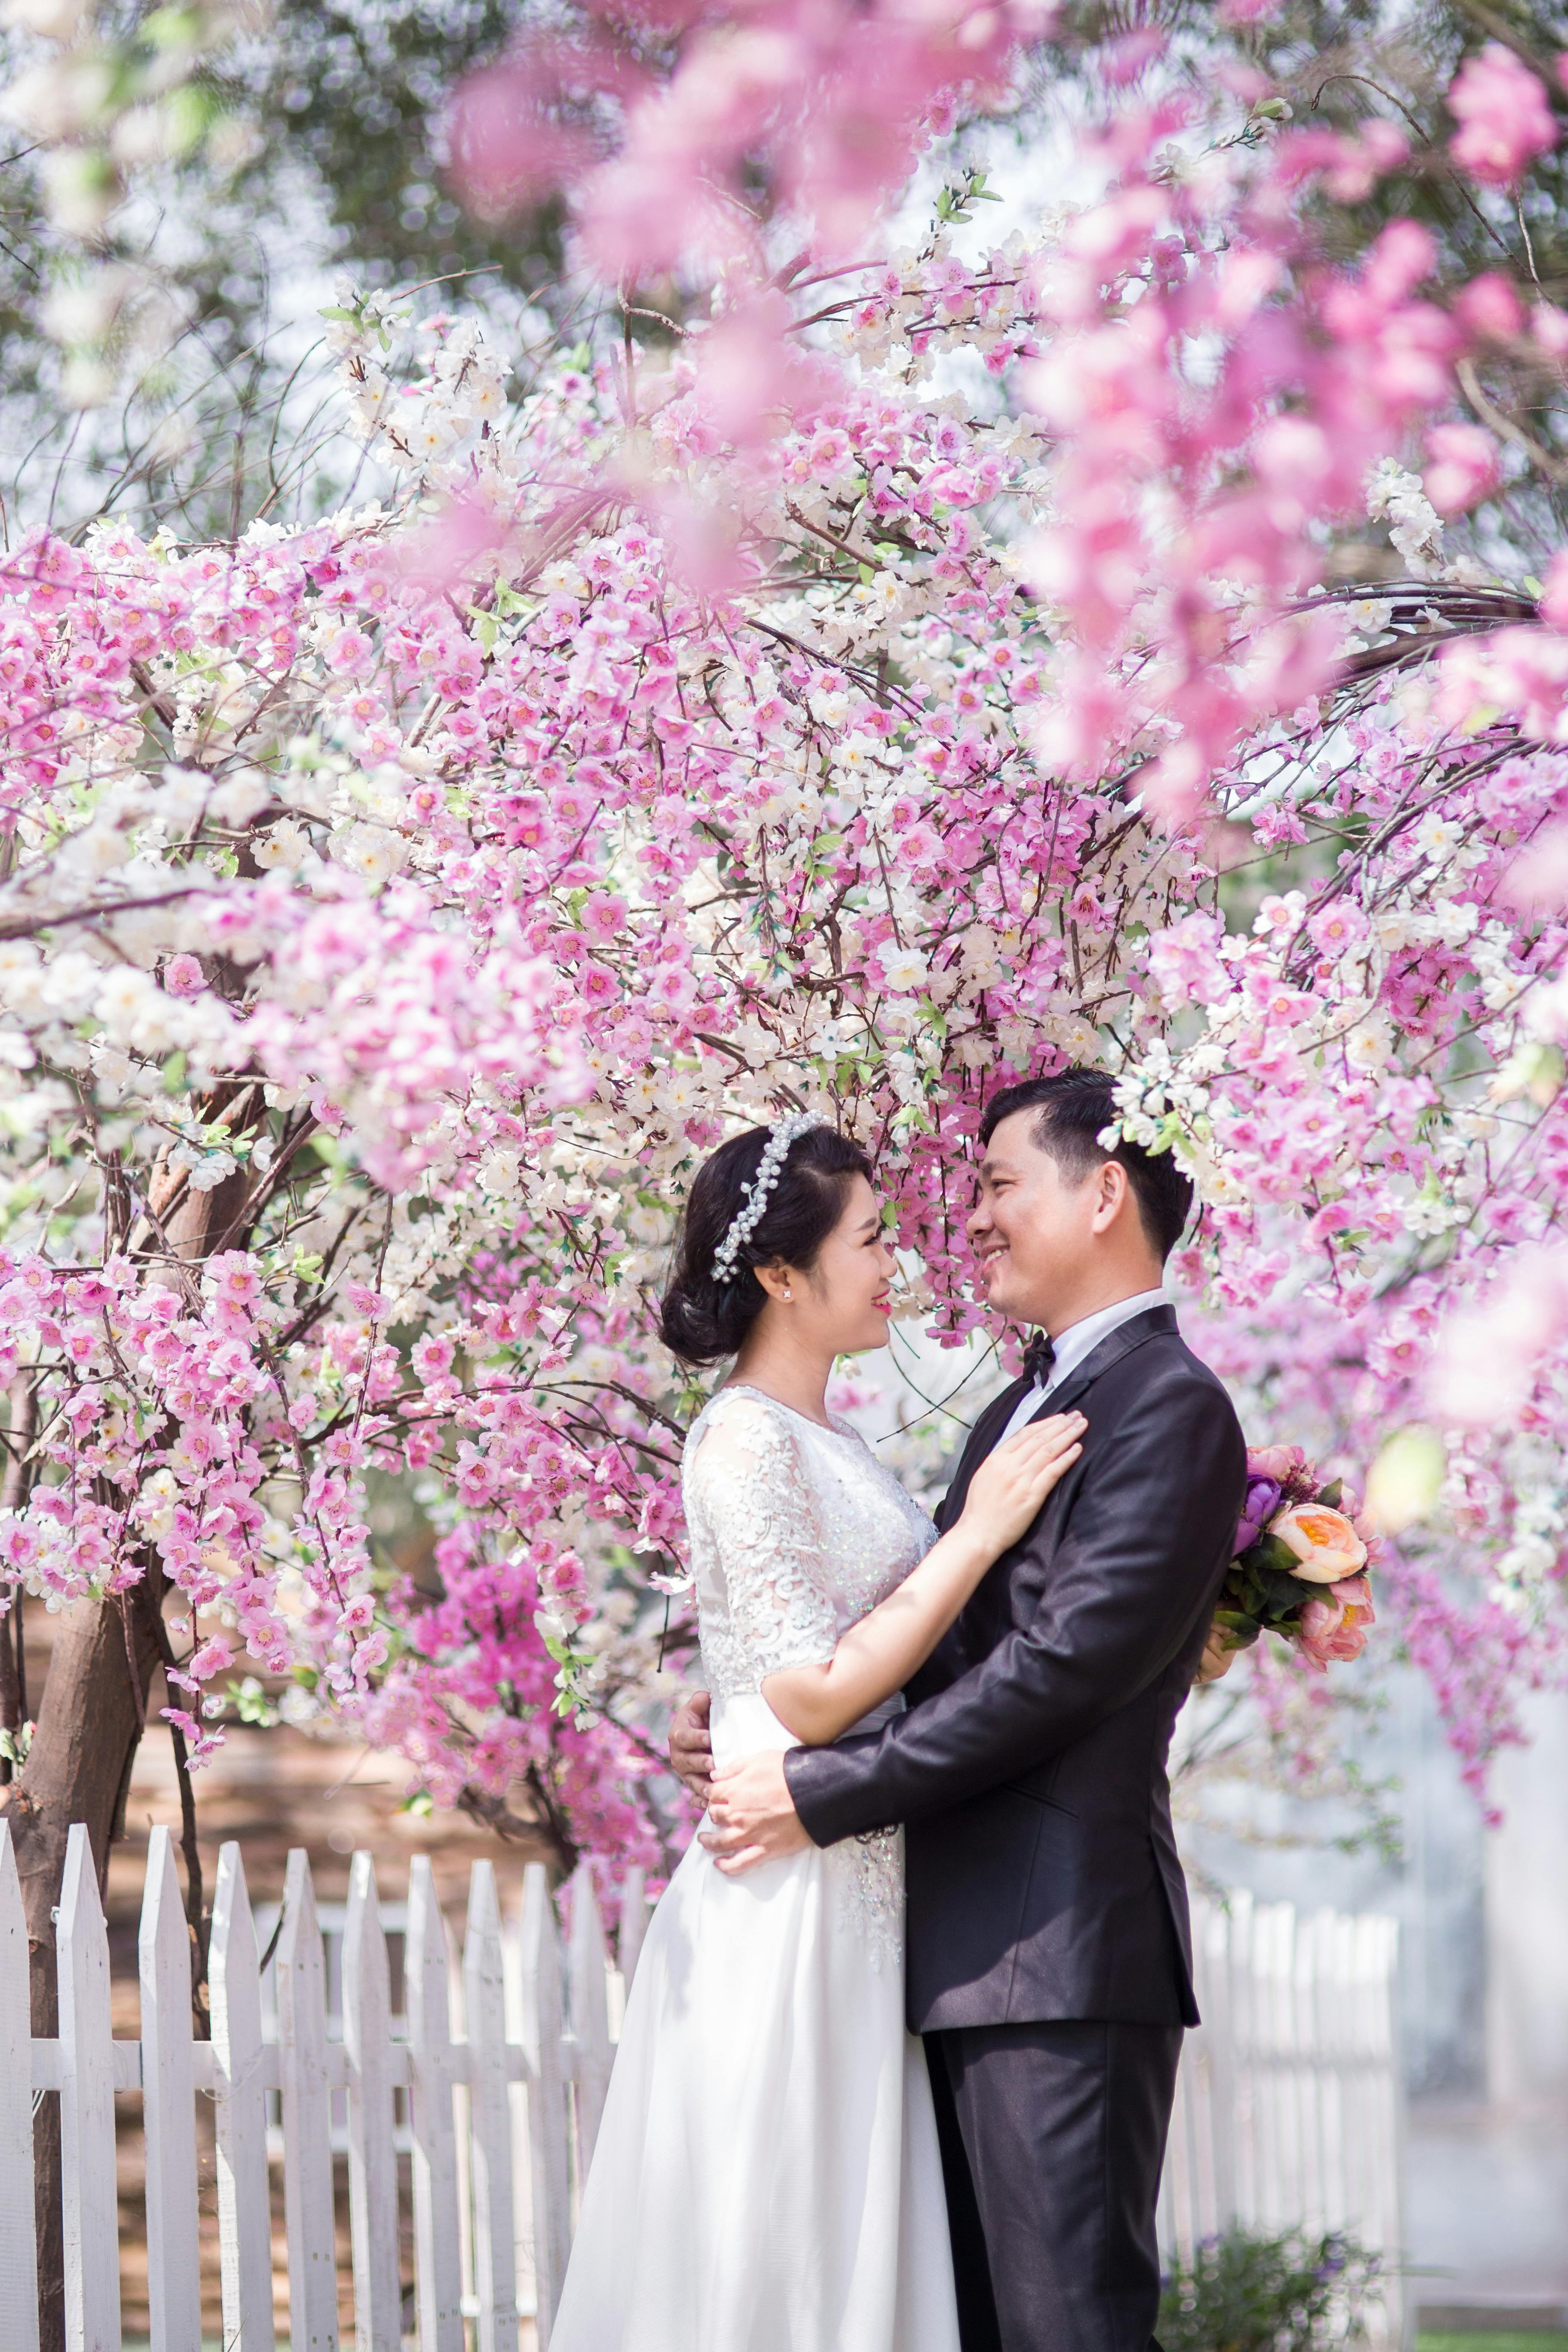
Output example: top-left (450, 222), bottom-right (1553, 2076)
top-left (672, 1067), bottom-right (1246, 2352)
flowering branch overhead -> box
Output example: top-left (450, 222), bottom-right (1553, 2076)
top-left (5, 46), bottom-right (1568, 1861)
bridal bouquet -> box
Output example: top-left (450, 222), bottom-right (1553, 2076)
top-left (1213, 1447), bottom-right (1378, 1675)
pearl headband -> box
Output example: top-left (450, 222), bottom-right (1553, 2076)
top-left (711, 1113), bottom-right (820, 1285)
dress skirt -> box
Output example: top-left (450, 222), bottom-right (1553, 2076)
top-left (549, 1693), bottom-right (962, 2352)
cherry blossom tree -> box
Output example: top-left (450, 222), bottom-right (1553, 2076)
top-left (4, 0), bottom-right (1568, 2071)
top-left (15, 8), bottom-right (1568, 2345)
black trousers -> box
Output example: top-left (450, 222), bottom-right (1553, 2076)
top-left (925, 2018), bottom-right (1183, 2352)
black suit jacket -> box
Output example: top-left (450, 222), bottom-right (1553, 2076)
top-left (783, 1306), bottom-right (1246, 2034)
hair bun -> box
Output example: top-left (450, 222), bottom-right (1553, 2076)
top-left (659, 1123), bottom-right (872, 1369)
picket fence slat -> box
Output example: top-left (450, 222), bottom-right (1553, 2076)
top-left (15, 1831), bottom-right (1404, 2352)
top-left (140, 1826), bottom-right (202, 2352)
top-left (277, 1848), bottom-right (340, 2352)
top-left (406, 1855), bottom-right (464, 2352)
top-left (0, 1822), bottom-right (40, 2352)
top-left (521, 1860), bottom-right (572, 2349)
top-left (210, 1841), bottom-right (276, 2352)
top-left (447, 1907), bottom-right (478, 2341)
top-left (58, 1823), bottom-right (120, 2352)
top-left (465, 1860), bottom-right (520, 2352)
top-left (567, 1863), bottom-right (613, 2178)
top-left (343, 1854), bottom-right (401, 2352)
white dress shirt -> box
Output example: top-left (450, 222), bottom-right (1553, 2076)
top-left (998, 1287), bottom-right (1171, 1445)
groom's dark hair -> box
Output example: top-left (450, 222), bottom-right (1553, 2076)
top-left (979, 1068), bottom-right (1193, 1261)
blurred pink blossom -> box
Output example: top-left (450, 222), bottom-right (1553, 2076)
top-left (1423, 420), bottom-right (1501, 514)
top-left (1448, 43), bottom-right (1558, 187)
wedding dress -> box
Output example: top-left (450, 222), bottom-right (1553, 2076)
top-left (550, 1383), bottom-right (962, 2352)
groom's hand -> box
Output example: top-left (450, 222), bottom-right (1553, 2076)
top-left (701, 1751), bottom-right (810, 1874)
top-left (668, 1689), bottom-right (715, 1801)
top-left (1195, 1619), bottom-right (1240, 1684)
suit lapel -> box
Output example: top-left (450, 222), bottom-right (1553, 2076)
top-left (1028, 1303), bottom-right (1178, 1424)
top-left (937, 1377), bottom-right (1032, 1530)
top-left (938, 1305), bottom-right (1178, 1529)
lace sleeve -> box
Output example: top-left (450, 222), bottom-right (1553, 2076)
top-left (685, 1395), bottom-right (839, 1685)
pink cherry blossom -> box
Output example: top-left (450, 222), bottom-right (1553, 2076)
top-left (162, 953), bottom-right (208, 998)
top-left (1448, 44), bottom-right (1558, 187)
top-left (3, 43), bottom-right (1568, 1867)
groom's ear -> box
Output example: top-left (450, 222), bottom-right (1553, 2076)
top-left (1087, 1159), bottom-right (1132, 1232)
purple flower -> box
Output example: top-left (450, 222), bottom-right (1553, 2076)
top-left (1234, 1475), bottom-right (1283, 1557)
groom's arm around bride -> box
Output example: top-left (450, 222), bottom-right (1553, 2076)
top-left (786, 1297), bottom-right (1243, 2027)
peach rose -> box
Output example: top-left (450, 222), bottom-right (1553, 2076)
top-left (1270, 1502), bottom-right (1368, 1583)
top-left (1248, 1443), bottom-right (1309, 1485)
top-left (1297, 1574), bottom-right (1375, 1672)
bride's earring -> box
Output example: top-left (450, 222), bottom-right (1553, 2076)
top-left (781, 1287), bottom-right (793, 1302)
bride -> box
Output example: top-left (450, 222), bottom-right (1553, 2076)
top-left (550, 1114), bottom-right (1084, 2352)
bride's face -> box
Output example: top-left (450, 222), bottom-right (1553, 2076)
top-left (775, 1173), bottom-right (897, 1357)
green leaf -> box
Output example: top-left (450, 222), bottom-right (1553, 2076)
top-left (166, 83), bottom-right (219, 158)
top-left (1260, 1570), bottom-right (1314, 1616)
top-left (141, 5), bottom-right (204, 49)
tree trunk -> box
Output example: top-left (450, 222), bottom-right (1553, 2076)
top-left (6, 1588), bottom-right (167, 2352)
top-left (0, 1102), bottom-right (263, 2350)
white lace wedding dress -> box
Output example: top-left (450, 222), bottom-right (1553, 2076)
top-left (550, 1384), bottom-right (962, 2352)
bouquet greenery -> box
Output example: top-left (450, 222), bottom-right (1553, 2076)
top-left (1214, 1448), bottom-right (1378, 1675)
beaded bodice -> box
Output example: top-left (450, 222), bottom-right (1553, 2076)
top-left (683, 1384), bottom-right (937, 1707)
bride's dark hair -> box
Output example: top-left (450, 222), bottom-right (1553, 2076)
top-left (660, 1123), bottom-right (873, 1367)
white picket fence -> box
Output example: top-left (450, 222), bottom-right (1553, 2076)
top-left (2, 1822), bottom-right (1406, 2352)
top-left (1, 1815), bottom-right (647, 2351)
top-left (1158, 1892), bottom-right (1406, 2346)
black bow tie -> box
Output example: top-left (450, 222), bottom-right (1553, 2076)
top-left (1023, 1331), bottom-right (1056, 1387)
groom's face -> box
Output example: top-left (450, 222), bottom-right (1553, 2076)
top-left (967, 1111), bottom-right (1099, 1328)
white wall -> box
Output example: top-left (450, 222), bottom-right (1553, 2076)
top-left (1486, 1688), bottom-right (1568, 2105)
